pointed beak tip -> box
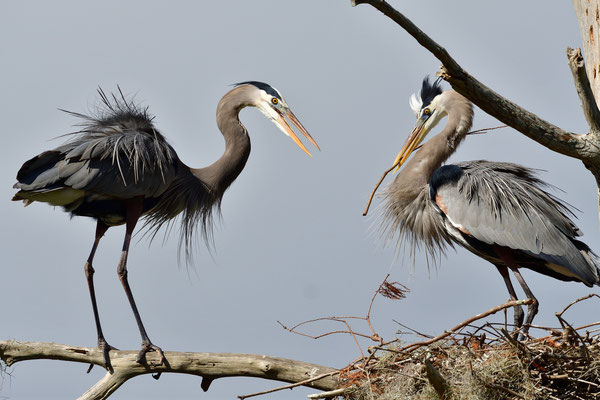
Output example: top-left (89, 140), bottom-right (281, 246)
top-left (302, 147), bottom-right (313, 157)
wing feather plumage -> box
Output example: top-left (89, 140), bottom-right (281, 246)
top-left (432, 161), bottom-right (599, 285)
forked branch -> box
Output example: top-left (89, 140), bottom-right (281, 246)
top-left (0, 341), bottom-right (339, 400)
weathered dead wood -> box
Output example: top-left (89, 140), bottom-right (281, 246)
top-left (572, 0), bottom-right (600, 104)
top-left (572, 0), bottom-right (600, 219)
top-left (567, 47), bottom-right (600, 135)
top-left (0, 340), bottom-right (339, 400)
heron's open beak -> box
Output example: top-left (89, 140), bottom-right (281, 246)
top-left (275, 108), bottom-right (320, 157)
top-left (393, 117), bottom-right (429, 172)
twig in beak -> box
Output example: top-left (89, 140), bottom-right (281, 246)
top-left (363, 125), bottom-right (506, 216)
top-left (363, 160), bottom-right (401, 216)
top-left (467, 125), bottom-right (507, 135)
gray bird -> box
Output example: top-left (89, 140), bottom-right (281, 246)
top-left (380, 77), bottom-right (599, 334)
top-left (12, 82), bottom-right (319, 367)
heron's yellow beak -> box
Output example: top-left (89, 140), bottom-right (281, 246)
top-left (276, 108), bottom-right (320, 157)
top-left (393, 117), bottom-right (429, 172)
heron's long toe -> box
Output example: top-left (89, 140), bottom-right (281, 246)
top-left (97, 338), bottom-right (118, 372)
top-left (136, 341), bottom-right (165, 366)
top-left (511, 303), bottom-right (524, 339)
top-left (521, 298), bottom-right (539, 337)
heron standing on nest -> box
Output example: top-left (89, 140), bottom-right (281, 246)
top-left (378, 77), bottom-right (599, 335)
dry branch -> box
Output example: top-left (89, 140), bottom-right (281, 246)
top-left (572, 0), bottom-right (600, 102)
top-left (0, 341), bottom-right (339, 400)
top-left (278, 275), bottom-right (406, 359)
top-left (395, 299), bottom-right (533, 354)
top-left (567, 47), bottom-right (600, 134)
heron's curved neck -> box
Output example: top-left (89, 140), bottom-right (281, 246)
top-left (193, 92), bottom-right (252, 195)
top-left (396, 92), bottom-right (473, 194)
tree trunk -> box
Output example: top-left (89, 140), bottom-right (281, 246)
top-left (573, 0), bottom-right (600, 103)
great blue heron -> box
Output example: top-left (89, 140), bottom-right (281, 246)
top-left (12, 82), bottom-right (319, 367)
top-left (380, 77), bottom-right (599, 334)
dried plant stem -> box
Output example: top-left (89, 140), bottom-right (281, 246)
top-left (395, 300), bottom-right (533, 354)
top-left (237, 370), bottom-right (340, 400)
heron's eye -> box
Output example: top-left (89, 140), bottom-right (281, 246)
top-left (423, 108), bottom-right (431, 116)
top-left (271, 98), bottom-right (279, 105)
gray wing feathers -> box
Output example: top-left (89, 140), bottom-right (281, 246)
top-left (435, 161), bottom-right (598, 284)
top-left (17, 133), bottom-right (177, 199)
top-left (65, 131), bottom-right (176, 197)
top-left (15, 93), bottom-right (179, 201)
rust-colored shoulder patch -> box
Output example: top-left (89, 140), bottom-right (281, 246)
top-left (435, 194), bottom-right (448, 214)
top-left (435, 194), bottom-right (472, 235)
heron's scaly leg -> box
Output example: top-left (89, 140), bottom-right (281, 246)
top-left (85, 220), bottom-right (117, 371)
top-left (494, 264), bottom-right (524, 333)
top-left (117, 199), bottom-right (165, 366)
top-left (509, 266), bottom-right (539, 334)
top-left (493, 246), bottom-right (539, 338)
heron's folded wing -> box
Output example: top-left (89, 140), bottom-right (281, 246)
top-left (432, 161), bottom-right (597, 284)
top-left (16, 129), bottom-right (178, 200)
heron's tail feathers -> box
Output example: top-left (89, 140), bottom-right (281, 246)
top-left (573, 239), bottom-right (600, 286)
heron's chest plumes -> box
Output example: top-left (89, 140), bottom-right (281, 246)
top-left (379, 152), bottom-right (455, 262)
top-left (380, 182), bottom-right (452, 258)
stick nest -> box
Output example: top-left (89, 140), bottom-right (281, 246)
top-left (342, 322), bottom-right (600, 400)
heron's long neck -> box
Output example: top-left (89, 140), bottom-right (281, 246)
top-left (395, 95), bottom-right (473, 199)
top-left (192, 97), bottom-right (251, 195)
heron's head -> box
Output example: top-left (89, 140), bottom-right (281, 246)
top-left (393, 76), bottom-right (448, 171)
top-left (233, 81), bottom-right (319, 156)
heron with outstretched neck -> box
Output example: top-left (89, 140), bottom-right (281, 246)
top-left (12, 81), bottom-right (319, 368)
top-left (378, 77), bottom-right (599, 335)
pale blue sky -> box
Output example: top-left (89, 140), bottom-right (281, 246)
top-left (1, 1), bottom-right (597, 399)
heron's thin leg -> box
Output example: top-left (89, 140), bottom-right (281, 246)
top-left (85, 221), bottom-right (117, 371)
top-left (117, 199), bottom-right (165, 365)
top-left (494, 264), bottom-right (524, 333)
top-left (509, 266), bottom-right (539, 333)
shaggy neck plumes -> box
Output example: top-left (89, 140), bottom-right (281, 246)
top-left (380, 91), bottom-right (473, 260)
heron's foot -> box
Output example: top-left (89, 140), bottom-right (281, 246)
top-left (136, 341), bottom-right (165, 366)
top-left (510, 303), bottom-right (525, 339)
top-left (88, 338), bottom-right (118, 373)
top-left (513, 304), bottom-right (524, 329)
top-left (519, 298), bottom-right (539, 340)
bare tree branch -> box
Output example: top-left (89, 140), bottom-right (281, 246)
top-left (349, 0), bottom-right (600, 164)
top-left (0, 340), bottom-right (339, 400)
top-left (381, 299), bottom-right (534, 354)
top-left (567, 47), bottom-right (600, 134)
